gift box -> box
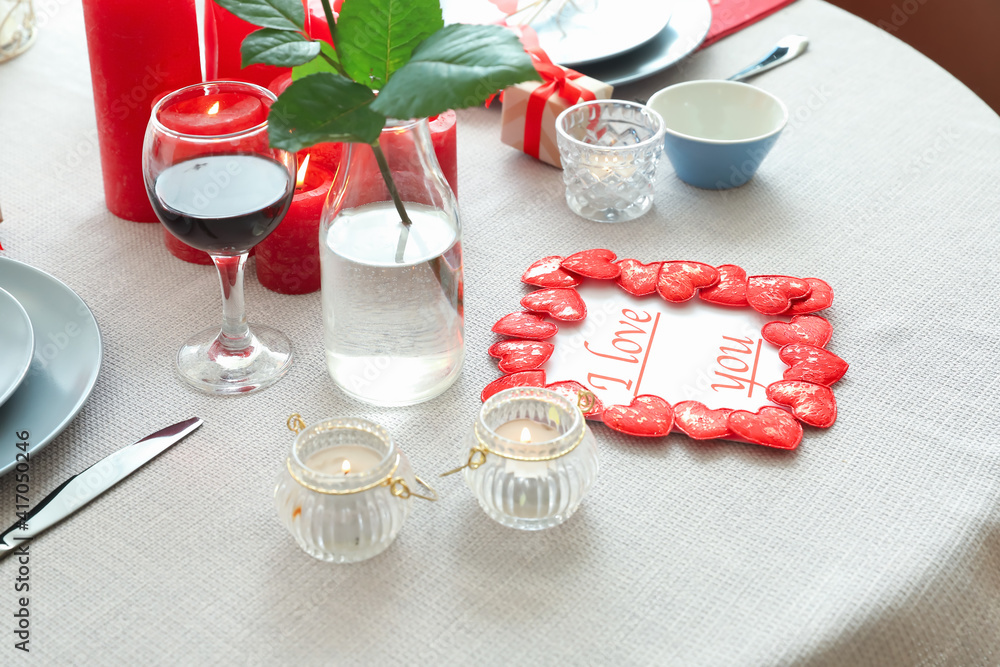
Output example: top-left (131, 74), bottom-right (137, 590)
top-left (500, 50), bottom-right (613, 168)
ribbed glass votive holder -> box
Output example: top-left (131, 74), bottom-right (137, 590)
top-left (456, 387), bottom-right (599, 531)
top-left (274, 416), bottom-right (436, 563)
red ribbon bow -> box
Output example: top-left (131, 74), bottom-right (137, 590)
top-left (523, 48), bottom-right (596, 161)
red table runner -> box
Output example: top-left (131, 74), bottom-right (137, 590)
top-left (701, 0), bottom-right (799, 49)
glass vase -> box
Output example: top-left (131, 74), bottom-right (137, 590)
top-left (320, 118), bottom-right (464, 406)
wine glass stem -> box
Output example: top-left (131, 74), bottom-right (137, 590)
top-left (212, 253), bottom-right (251, 351)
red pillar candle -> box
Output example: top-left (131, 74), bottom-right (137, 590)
top-left (214, 2), bottom-right (290, 86)
top-left (429, 110), bottom-right (458, 196)
top-left (82, 0), bottom-right (205, 222)
top-left (255, 155), bottom-right (335, 294)
top-left (306, 0), bottom-right (337, 42)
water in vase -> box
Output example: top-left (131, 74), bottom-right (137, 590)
top-left (321, 201), bottom-right (464, 406)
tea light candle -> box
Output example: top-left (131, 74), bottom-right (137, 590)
top-left (494, 418), bottom-right (559, 444)
top-left (158, 92), bottom-right (267, 136)
top-left (305, 444), bottom-right (381, 476)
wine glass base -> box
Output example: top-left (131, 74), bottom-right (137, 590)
top-left (176, 324), bottom-right (293, 395)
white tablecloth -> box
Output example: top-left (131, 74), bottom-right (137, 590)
top-left (1, 1), bottom-right (999, 664)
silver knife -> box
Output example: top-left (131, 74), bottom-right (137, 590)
top-left (0, 417), bottom-right (203, 556)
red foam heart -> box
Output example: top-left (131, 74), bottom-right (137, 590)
top-left (779, 344), bottom-right (849, 386)
top-left (698, 264), bottom-right (748, 307)
top-left (673, 401), bottom-right (733, 440)
top-left (766, 380), bottom-right (838, 428)
top-left (545, 380), bottom-right (604, 418)
top-left (481, 370), bottom-right (546, 401)
top-left (615, 259), bottom-right (662, 296)
top-left (521, 256), bottom-right (582, 288)
top-left (746, 275), bottom-right (813, 315)
top-left (520, 287), bottom-right (587, 321)
top-left (761, 314), bottom-right (833, 349)
top-left (492, 312), bottom-right (559, 340)
top-left (561, 249), bottom-right (621, 280)
top-left (602, 395), bottom-right (674, 437)
top-left (727, 407), bottom-right (803, 450)
top-left (656, 261), bottom-right (721, 303)
top-left (488, 340), bottom-right (554, 373)
top-left (788, 278), bottom-right (834, 315)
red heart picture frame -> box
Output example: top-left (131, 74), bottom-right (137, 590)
top-left (483, 249), bottom-right (849, 451)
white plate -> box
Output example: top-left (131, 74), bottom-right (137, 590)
top-left (440, 0), bottom-right (672, 66)
top-left (532, 0), bottom-right (673, 67)
top-left (0, 258), bottom-right (102, 477)
top-left (0, 286), bottom-right (34, 408)
top-left (574, 0), bottom-right (712, 86)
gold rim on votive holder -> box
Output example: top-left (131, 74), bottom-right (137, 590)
top-left (284, 414), bottom-right (438, 501)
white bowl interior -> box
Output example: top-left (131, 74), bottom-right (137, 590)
top-left (647, 81), bottom-right (787, 142)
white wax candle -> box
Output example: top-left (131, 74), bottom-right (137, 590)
top-left (306, 445), bottom-right (382, 476)
top-left (493, 419), bottom-right (559, 444)
top-left (493, 420), bottom-right (559, 504)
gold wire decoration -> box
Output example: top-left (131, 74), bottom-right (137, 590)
top-left (440, 421), bottom-right (587, 477)
top-left (287, 413), bottom-right (307, 434)
top-left (284, 414), bottom-right (438, 501)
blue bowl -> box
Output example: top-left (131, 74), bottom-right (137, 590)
top-left (647, 80), bottom-right (788, 190)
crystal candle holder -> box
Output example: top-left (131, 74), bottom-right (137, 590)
top-left (274, 416), bottom-right (437, 563)
top-left (556, 99), bottom-right (665, 223)
top-left (454, 387), bottom-right (599, 531)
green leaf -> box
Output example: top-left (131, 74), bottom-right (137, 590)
top-left (242, 30), bottom-right (320, 67)
top-left (370, 24), bottom-right (540, 119)
top-left (292, 41), bottom-right (341, 81)
top-left (337, 0), bottom-right (444, 90)
top-left (213, 0), bottom-right (305, 32)
top-left (268, 73), bottom-right (386, 150)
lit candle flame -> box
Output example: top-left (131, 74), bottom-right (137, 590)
top-left (520, 427), bottom-right (532, 444)
top-left (296, 153), bottom-right (311, 189)
top-left (341, 459), bottom-right (351, 475)
top-left (207, 101), bottom-right (220, 115)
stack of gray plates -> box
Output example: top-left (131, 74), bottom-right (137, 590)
top-left (0, 258), bottom-right (102, 476)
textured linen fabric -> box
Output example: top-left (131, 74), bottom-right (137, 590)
top-left (1, 1), bottom-right (999, 665)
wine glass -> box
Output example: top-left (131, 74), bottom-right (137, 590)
top-left (143, 81), bottom-right (295, 395)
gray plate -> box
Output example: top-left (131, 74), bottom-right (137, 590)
top-left (574, 0), bottom-right (713, 87)
top-left (0, 258), bottom-right (102, 477)
top-left (0, 286), bottom-right (34, 408)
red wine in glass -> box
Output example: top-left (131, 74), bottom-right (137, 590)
top-left (152, 154), bottom-right (293, 255)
